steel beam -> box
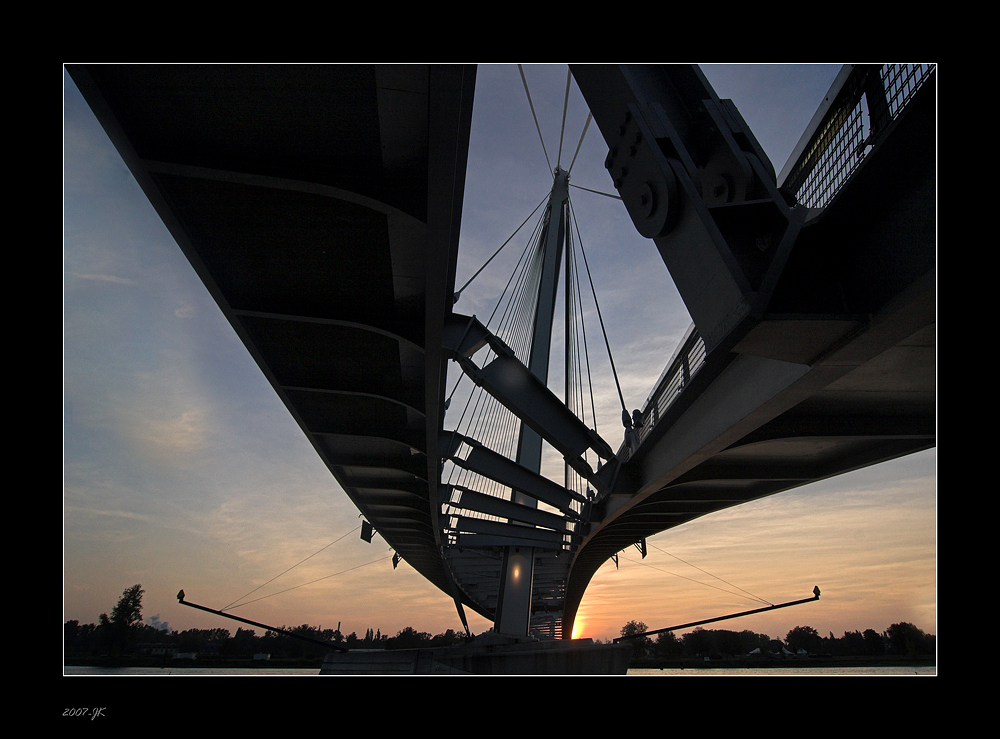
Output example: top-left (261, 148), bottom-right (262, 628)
top-left (439, 431), bottom-right (585, 515)
top-left (571, 65), bottom-right (806, 356)
top-left (443, 313), bottom-right (617, 489)
top-left (444, 485), bottom-right (577, 530)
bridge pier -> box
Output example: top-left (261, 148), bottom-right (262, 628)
top-left (495, 168), bottom-right (569, 636)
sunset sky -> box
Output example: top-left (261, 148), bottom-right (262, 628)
top-left (63, 64), bottom-right (935, 648)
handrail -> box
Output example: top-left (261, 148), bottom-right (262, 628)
top-left (619, 64), bottom-right (934, 462)
top-left (779, 64), bottom-right (934, 209)
top-left (618, 327), bottom-right (707, 460)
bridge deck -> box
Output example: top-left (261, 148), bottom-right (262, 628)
top-left (562, 66), bottom-right (935, 629)
top-left (67, 64), bottom-right (481, 617)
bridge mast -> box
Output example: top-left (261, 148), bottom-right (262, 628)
top-left (494, 167), bottom-right (570, 636)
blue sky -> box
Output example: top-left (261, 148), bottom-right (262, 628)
top-left (64, 64), bottom-right (935, 643)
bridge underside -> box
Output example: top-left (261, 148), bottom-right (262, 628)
top-left (69, 64), bottom-right (935, 642)
top-left (67, 65), bottom-right (484, 617)
top-left (562, 66), bottom-right (935, 632)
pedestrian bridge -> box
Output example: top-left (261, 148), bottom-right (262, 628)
top-left (67, 64), bottom-right (935, 640)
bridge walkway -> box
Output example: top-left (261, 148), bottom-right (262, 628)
top-left (560, 65), bottom-right (935, 630)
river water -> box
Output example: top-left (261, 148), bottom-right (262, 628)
top-left (65, 665), bottom-right (934, 676)
top-left (628, 666), bottom-right (935, 676)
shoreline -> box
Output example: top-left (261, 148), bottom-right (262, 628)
top-left (65, 654), bottom-right (935, 671)
top-left (630, 656), bottom-right (936, 670)
top-left (65, 656), bottom-right (325, 670)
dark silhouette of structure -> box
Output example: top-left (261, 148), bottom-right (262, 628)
top-left (67, 64), bottom-right (934, 656)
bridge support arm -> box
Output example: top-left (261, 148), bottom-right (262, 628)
top-left (614, 591), bottom-right (821, 643)
top-left (178, 593), bottom-right (348, 652)
top-left (571, 65), bottom-right (806, 356)
top-left (443, 313), bottom-right (618, 493)
top-left (440, 430), bottom-right (586, 515)
top-left (443, 484), bottom-right (577, 529)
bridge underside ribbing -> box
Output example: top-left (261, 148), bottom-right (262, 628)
top-left (67, 65), bottom-right (485, 619)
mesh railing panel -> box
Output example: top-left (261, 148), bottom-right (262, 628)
top-left (622, 64), bottom-right (934, 462)
top-left (784, 64), bottom-right (934, 209)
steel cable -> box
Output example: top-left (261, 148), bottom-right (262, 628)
top-left (557, 67), bottom-right (571, 168)
top-left (568, 197), bottom-right (628, 416)
top-left (222, 526), bottom-right (362, 611)
top-left (519, 65), bottom-right (552, 176)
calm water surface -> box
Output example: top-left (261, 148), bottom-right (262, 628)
top-left (65, 666), bottom-right (934, 676)
top-left (628, 666), bottom-right (935, 676)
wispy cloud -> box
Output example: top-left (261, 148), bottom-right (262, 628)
top-left (70, 507), bottom-right (152, 522)
top-left (68, 272), bottom-right (136, 286)
top-left (129, 405), bottom-right (208, 456)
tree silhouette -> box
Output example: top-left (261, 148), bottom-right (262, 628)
top-left (887, 622), bottom-right (931, 657)
top-left (655, 630), bottom-right (682, 658)
top-left (101, 584), bottom-right (144, 654)
top-left (386, 626), bottom-right (432, 650)
top-left (862, 628), bottom-right (884, 656)
top-left (785, 625), bottom-right (822, 654)
top-left (110, 584), bottom-right (144, 629)
top-left (620, 620), bottom-right (653, 659)
top-left (683, 627), bottom-right (713, 657)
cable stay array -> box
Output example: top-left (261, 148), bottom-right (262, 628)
top-left (439, 67), bottom-right (766, 637)
top-left (212, 67), bottom-right (762, 639)
top-left (442, 182), bottom-right (621, 531)
top-left (433, 69), bottom-right (647, 637)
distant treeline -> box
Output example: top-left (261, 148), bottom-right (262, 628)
top-left (65, 586), bottom-right (933, 662)
top-left (614, 620), bottom-right (935, 661)
top-left (63, 621), bottom-right (464, 660)
top-left (64, 618), bottom-right (934, 661)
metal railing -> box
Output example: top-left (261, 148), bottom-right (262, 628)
top-left (620, 65), bottom-right (934, 462)
top-left (618, 325), bottom-right (707, 460)
top-left (779, 64), bottom-right (934, 209)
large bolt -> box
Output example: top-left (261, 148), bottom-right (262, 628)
top-left (639, 182), bottom-right (655, 218)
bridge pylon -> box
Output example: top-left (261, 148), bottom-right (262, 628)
top-left (494, 166), bottom-right (570, 636)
